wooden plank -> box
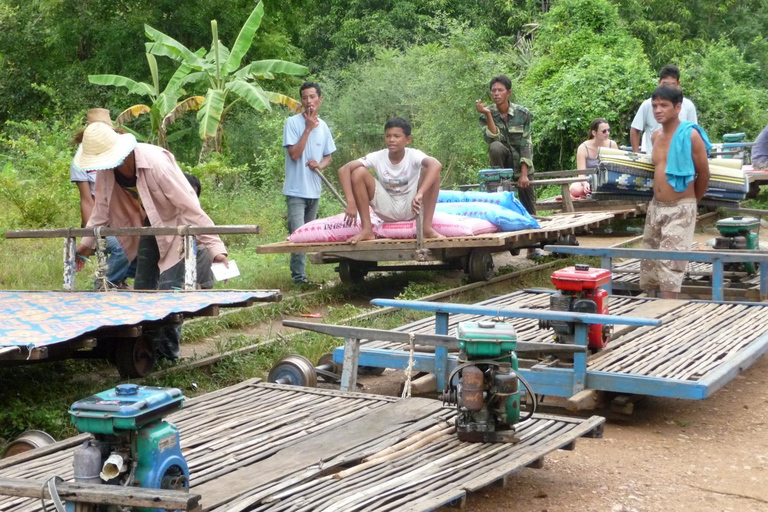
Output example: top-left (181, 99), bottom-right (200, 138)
top-left (195, 398), bottom-right (445, 510)
top-left (608, 299), bottom-right (686, 340)
top-left (0, 477), bottom-right (200, 510)
top-left (5, 225), bottom-right (259, 239)
top-left (560, 184), bottom-right (575, 213)
top-left (340, 337), bottom-right (360, 392)
top-left (0, 434), bottom-right (90, 471)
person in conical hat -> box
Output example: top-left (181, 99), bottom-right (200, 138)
top-left (73, 121), bottom-right (228, 360)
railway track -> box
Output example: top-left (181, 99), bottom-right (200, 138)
top-left (161, 234), bottom-right (642, 380)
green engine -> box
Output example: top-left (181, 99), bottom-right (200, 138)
top-left (478, 168), bottom-right (515, 192)
top-left (443, 321), bottom-right (527, 443)
top-left (715, 216), bottom-right (760, 275)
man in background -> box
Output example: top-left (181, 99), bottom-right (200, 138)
top-left (631, 65), bottom-right (698, 153)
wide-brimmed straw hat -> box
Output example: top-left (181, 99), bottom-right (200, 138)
top-left (73, 122), bottom-right (137, 172)
top-left (86, 108), bottom-right (113, 126)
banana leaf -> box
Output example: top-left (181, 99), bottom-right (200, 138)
top-left (197, 89), bottom-right (226, 141)
top-left (223, 1), bottom-right (265, 75)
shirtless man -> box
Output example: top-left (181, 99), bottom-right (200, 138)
top-left (640, 85), bottom-right (710, 299)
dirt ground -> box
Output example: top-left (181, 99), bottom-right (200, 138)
top-left (452, 354), bottom-right (768, 512)
top-left (351, 354), bottom-right (767, 512)
top-left (191, 225), bottom-right (768, 511)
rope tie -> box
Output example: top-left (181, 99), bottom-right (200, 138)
top-left (401, 332), bottom-right (416, 399)
top-left (94, 227), bottom-right (109, 291)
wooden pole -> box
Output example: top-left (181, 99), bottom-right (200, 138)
top-left (0, 477), bottom-right (201, 511)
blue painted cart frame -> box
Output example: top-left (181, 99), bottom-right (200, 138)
top-left (333, 298), bottom-right (768, 401)
top-left (332, 247), bottom-right (768, 402)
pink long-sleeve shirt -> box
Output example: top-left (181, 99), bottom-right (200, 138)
top-left (82, 143), bottom-right (226, 273)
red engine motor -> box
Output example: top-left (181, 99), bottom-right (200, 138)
top-left (542, 264), bottom-right (611, 349)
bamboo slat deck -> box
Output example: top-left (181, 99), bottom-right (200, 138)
top-left (612, 258), bottom-right (761, 287)
top-left (0, 381), bottom-right (604, 512)
top-left (256, 211), bottom-right (629, 255)
top-left (370, 290), bottom-right (768, 383)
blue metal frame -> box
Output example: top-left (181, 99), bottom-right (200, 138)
top-left (331, 296), bottom-right (768, 401)
top-left (544, 245), bottom-right (768, 301)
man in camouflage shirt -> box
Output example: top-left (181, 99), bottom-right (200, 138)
top-left (476, 75), bottom-right (536, 216)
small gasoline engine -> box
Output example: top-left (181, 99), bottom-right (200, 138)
top-left (67, 384), bottom-right (188, 512)
top-left (442, 321), bottom-right (536, 443)
top-left (714, 216), bottom-right (760, 275)
top-left (540, 264), bottom-right (611, 349)
top-left (478, 168), bottom-right (515, 192)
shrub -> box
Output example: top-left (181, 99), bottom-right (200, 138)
top-left (0, 118), bottom-right (81, 228)
top-left (519, 0), bottom-right (653, 171)
top-left (681, 39), bottom-right (768, 141)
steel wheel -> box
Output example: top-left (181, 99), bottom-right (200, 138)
top-left (338, 261), bottom-right (368, 284)
top-left (467, 250), bottom-right (494, 282)
top-left (268, 354), bottom-right (318, 387)
top-left (115, 336), bottom-right (156, 378)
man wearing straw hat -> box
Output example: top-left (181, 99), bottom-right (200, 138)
top-left (70, 108), bottom-right (133, 289)
top-left (72, 121), bottom-right (228, 360)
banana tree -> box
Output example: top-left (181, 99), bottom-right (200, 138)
top-left (88, 53), bottom-right (205, 147)
top-left (144, 1), bottom-right (307, 153)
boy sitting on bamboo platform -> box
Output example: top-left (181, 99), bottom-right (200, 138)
top-left (640, 85), bottom-right (711, 299)
top-left (337, 117), bottom-right (443, 244)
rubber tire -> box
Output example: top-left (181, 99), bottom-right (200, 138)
top-left (467, 251), bottom-right (494, 282)
top-left (115, 336), bottom-right (156, 378)
top-left (338, 261), bottom-right (368, 284)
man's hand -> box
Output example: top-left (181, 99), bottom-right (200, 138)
top-left (213, 253), bottom-right (229, 268)
top-left (303, 106), bottom-right (319, 132)
top-left (517, 174), bottom-right (530, 189)
top-left (75, 244), bottom-right (94, 272)
top-left (412, 192), bottom-right (424, 215)
top-left (307, 159), bottom-right (321, 171)
top-left (475, 100), bottom-right (491, 115)
top-left (343, 202), bottom-right (359, 227)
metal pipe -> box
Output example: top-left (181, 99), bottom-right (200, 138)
top-left (371, 299), bottom-right (662, 328)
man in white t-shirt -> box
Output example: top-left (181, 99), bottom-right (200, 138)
top-left (630, 65), bottom-right (698, 153)
top-left (337, 117), bottom-right (442, 244)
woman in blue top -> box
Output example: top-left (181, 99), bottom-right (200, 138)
top-left (571, 118), bottom-right (618, 198)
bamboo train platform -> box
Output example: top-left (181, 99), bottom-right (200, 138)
top-left (333, 289), bottom-right (768, 401)
top-left (610, 256), bottom-right (763, 301)
top-left (0, 380), bottom-right (605, 511)
top-left (0, 290), bottom-right (280, 376)
top-left (256, 211), bottom-right (638, 283)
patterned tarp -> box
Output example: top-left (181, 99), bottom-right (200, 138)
top-left (0, 291), bottom-right (276, 350)
top-left (594, 147), bottom-right (748, 201)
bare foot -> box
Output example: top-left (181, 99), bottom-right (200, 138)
top-left (422, 227), bottom-right (445, 239)
top-left (349, 228), bottom-right (376, 245)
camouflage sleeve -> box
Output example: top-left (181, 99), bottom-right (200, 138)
top-left (482, 126), bottom-right (500, 144)
top-left (479, 115), bottom-right (500, 144)
top-left (520, 111), bottom-right (533, 168)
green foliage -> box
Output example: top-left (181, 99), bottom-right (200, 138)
top-left (0, 118), bottom-right (80, 228)
top-left (298, 0), bottom-right (502, 69)
top-left (144, 2), bottom-right (308, 153)
top-left (520, 0), bottom-right (653, 170)
top-left (223, 107), bottom-right (291, 189)
top-left (681, 39), bottom-right (768, 141)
